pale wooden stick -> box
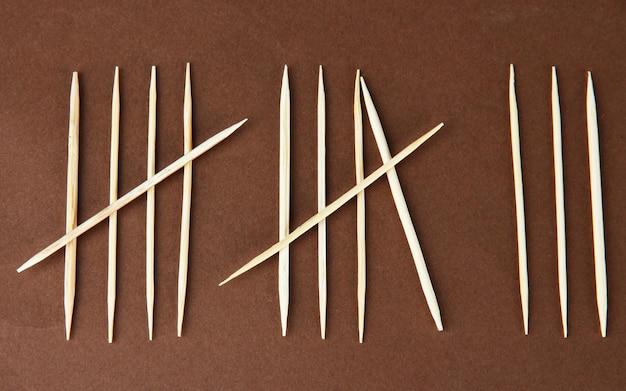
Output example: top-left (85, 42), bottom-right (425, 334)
top-left (279, 65), bottom-right (290, 336)
top-left (108, 66), bottom-right (120, 343)
top-left (586, 71), bottom-right (607, 338)
top-left (317, 65), bottom-right (327, 339)
top-left (359, 77), bottom-right (443, 331)
top-left (219, 122), bottom-right (444, 286)
top-left (17, 118), bottom-right (248, 272)
top-left (146, 66), bottom-right (157, 341)
top-left (354, 69), bottom-right (366, 343)
top-left (177, 63), bottom-right (193, 337)
top-left (64, 71), bottom-right (79, 340)
top-left (509, 64), bottom-right (529, 335)
top-left (551, 66), bottom-right (567, 338)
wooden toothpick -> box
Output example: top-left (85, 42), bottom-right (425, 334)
top-left (177, 63), bottom-right (193, 337)
top-left (551, 66), bottom-right (567, 338)
top-left (108, 66), bottom-right (120, 343)
top-left (146, 66), bottom-right (157, 341)
top-left (64, 71), bottom-right (79, 340)
top-left (219, 122), bottom-right (444, 286)
top-left (509, 64), bottom-right (529, 335)
top-left (18, 119), bottom-right (247, 270)
top-left (317, 65), bottom-right (327, 339)
top-left (354, 70), bottom-right (366, 343)
top-left (359, 77), bottom-right (443, 332)
top-left (586, 71), bottom-right (607, 338)
top-left (279, 65), bottom-right (290, 337)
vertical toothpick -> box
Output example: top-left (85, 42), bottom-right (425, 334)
top-left (279, 65), bottom-right (290, 336)
top-left (146, 66), bottom-right (157, 340)
top-left (509, 64), bottom-right (529, 335)
top-left (586, 71), bottom-right (607, 338)
top-left (108, 67), bottom-right (120, 343)
top-left (354, 69), bottom-right (366, 343)
top-left (551, 66), bottom-right (567, 338)
top-left (177, 63), bottom-right (193, 337)
top-left (317, 66), bottom-right (327, 339)
top-left (359, 77), bottom-right (443, 331)
top-left (64, 72), bottom-right (79, 340)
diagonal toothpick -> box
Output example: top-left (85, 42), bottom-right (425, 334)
top-left (354, 69), bottom-right (366, 343)
top-left (219, 122), bottom-right (444, 286)
top-left (586, 71), bottom-right (607, 338)
top-left (177, 63), bottom-right (193, 337)
top-left (17, 119), bottom-right (248, 273)
top-left (64, 71), bottom-right (79, 340)
top-left (359, 76), bottom-right (443, 332)
top-left (509, 64), bottom-right (529, 335)
top-left (108, 66), bottom-right (120, 343)
top-left (317, 65), bottom-right (327, 339)
top-left (551, 66), bottom-right (567, 338)
top-left (146, 66), bottom-right (157, 340)
top-left (279, 65), bottom-right (290, 337)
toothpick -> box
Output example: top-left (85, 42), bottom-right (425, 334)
top-left (359, 77), bottom-right (443, 332)
top-left (586, 71), bottom-right (607, 338)
top-left (64, 71), bottom-right (79, 340)
top-left (17, 119), bottom-right (248, 271)
top-left (146, 66), bottom-right (157, 340)
top-left (317, 65), bottom-right (327, 339)
top-left (354, 70), bottom-right (366, 343)
top-left (551, 66), bottom-right (567, 338)
top-left (509, 64), bottom-right (529, 335)
top-left (108, 66), bottom-right (120, 343)
top-left (279, 65), bottom-right (290, 336)
top-left (219, 122), bottom-right (444, 286)
top-left (177, 63), bottom-right (193, 337)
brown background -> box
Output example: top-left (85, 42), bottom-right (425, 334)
top-left (1, 1), bottom-right (625, 389)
